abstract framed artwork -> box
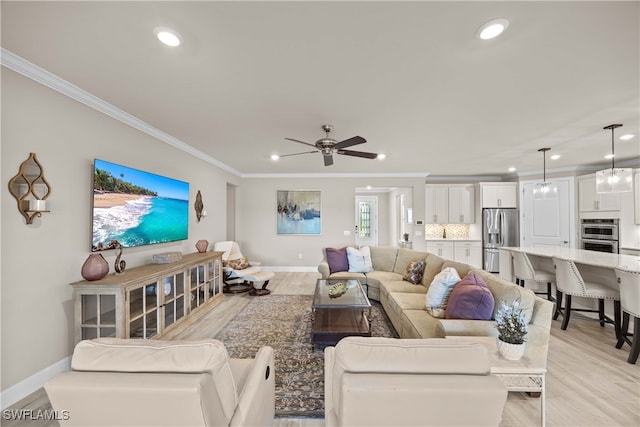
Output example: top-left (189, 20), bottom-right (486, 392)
top-left (276, 190), bottom-right (321, 235)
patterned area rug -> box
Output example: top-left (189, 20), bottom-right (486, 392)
top-left (214, 294), bottom-right (398, 417)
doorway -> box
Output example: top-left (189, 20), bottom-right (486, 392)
top-left (355, 196), bottom-right (378, 247)
top-left (520, 177), bottom-right (574, 247)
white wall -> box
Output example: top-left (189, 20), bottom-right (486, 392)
top-left (236, 177), bottom-right (426, 267)
top-left (1, 69), bottom-right (237, 399)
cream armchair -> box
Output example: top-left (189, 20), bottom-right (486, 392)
top-left (324, 337), bottom-right (507, 427)
top-left (45, 338), bottom-right (275, 426)
top-left (214, 241), bottom-right (274, 295)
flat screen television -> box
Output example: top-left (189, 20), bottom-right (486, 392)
top-left (91, 159), bottom-right (189, 251)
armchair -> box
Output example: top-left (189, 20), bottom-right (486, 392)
top-left (324, 337), bottom-right (507, 427)
top-left (45, 338), bottom-right (275, 426)
top-left (213, 241), bottom-right (274, 295)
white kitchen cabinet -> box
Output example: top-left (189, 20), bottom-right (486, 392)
top-left (480, 183), bottom-right (517, 208)
top-left (426, 241), bottom-right (455, 259)
top-left (426, 240), bottom-right (481, 267)
top-left (425, 186), bottom-right (449, 224)
top-left (453, 241), bottom-right (482, 269)
top-left (425, 184), bottom-right (475, 224)
top-left (448, 185), bottom-right (475, 224)
top-left (578, 176), bottom-right (620, 213)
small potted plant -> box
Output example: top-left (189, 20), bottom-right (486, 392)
top-left (495, 299), bottom-right (528, 360)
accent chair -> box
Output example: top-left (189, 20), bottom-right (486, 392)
top-left (324, 337), bottom-right (508, 427)
top-left (45, 338), bottom-right (275, 426)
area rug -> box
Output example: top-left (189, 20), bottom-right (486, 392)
top-left (214, 294), bottom-right (398, 417)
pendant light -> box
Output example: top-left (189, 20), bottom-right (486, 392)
top-left (532, 148), bottom-right (558, 200)
top-left (596, 124), bottom-right (632, 193)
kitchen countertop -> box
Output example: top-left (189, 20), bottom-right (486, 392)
top-left (502, 246), bottom-right (640, 272)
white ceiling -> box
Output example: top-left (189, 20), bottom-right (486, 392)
top-left (2, 1), bottom-right (639, 177)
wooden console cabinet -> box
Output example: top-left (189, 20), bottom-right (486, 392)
top-left (70, 252), bottom-right (223, 343)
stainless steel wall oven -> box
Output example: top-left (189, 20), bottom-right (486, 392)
top-left (580, 219), bottom-right (619, 253)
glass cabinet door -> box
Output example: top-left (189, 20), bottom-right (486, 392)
top-left (163, 271), bottom-right (186, 329)
top-left (128, 281), bottom-right (160, 339)
top-left (208, 258), bottom-right (221, 298)
top-left (190, 264), bottom-right (207, 310)
top-left (80, 294), bottom-right (117, 340)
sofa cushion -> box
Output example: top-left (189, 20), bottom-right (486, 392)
top-left (472, 269), bottom-right (536, 324)
top-left (347, 246), bottom-right (373, 273)
top-left (369, 246), bottom-right (399, 272)
top-left (329, 271), bottom-right (366, 283)
top-left (425, 267), bottom-right (461, 318)
top-left (402, 310), bottom-right (443, 338)
top-left (422, 253), bottom-right (446, 287)
top-left (366, 271), bottom-right (404, 288)
top-left (380, 280), bottom-right (428, 295)
top-left (326, 247), bottom-right (349, 274)
top-left (403, 259), bottom-right (426, 284)
top-left (442, 260), bottom-right (473, 279)
top-left (445, 272), bottom-right (495, 320)
top-left (393, 248), bottom-right (430, 275)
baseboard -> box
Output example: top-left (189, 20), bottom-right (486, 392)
top-left (261, 266), bottom-right (318, 272)
top-left (1, 356), bottom-right (71, 410)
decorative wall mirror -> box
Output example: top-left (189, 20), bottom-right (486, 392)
top-left (8, 153), bottom-right (51, 224)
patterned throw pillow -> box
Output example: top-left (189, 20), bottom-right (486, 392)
top-left (224, 257), bottom-right (250, 270)
top-left (403, 259), bottom-right (426, 284)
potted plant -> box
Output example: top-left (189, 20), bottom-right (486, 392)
top-left (495, 299), bottom-right (528, 360)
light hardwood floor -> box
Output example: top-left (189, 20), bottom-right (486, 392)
top-left (5, 272), bottom-right (639, 427)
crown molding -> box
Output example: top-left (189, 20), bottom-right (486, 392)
top-left (1, 48), bottom-right (242, 176)
top-left (241, 172), bottom-right (428, 179)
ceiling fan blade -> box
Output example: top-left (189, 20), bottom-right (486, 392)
top-left (337, 149), bottom-right (378, 159)
top-left (285, 138), bottom-right (317, 148)
top-left (278, 151), bottom-right (318, 158)
top-left (324, 154), bottom-right (334, 166)
top-left (334, 136), bottom-right (366, 150)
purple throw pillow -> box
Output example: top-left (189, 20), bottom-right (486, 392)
top-left (326, 247), bottom-right (349, 274)
top-left (445, 272), bottom-right (495, 320)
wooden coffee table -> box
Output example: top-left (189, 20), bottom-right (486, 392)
top-left (311, 279), bottom-right (371, 347)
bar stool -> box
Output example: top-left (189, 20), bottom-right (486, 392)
top-left (614, 267), bottom-right (640, 364)
top-left (512, 250), bottom-right (555, 301)
top-left (552, 256), bottom-right (621, 336)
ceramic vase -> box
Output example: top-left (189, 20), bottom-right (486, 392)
top-left (81, 253), bottom-right (109, 281)
top-left (195, 240), bottom-right (209, 253)
top-left (497, 337), bottom-right (525, 360)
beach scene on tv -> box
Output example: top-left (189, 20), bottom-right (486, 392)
top-left (92, 159), bottom-right (189, 251)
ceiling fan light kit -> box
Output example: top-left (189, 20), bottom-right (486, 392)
top-left (281, 124), bottom-right (379, 166)
top-left (596, 124), bottom-right (632, 193)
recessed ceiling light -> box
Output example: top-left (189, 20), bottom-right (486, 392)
top-left (377, 153), bottom-right (386, 160)
top-left (270, 154), bottom-right (280, 161)
top-left (508, 167), bottom-right (516, 172)
top-left (366, 185), bottom-right (372, 190)
top-left (477, 18), bottom-right (510, 40)
top-left (154, 27), bottom-right (181, 47)
top-left (604, 153), bottom-right (615, 159)
top-left (620, 134), bottom-right (635, 140)
top-left (550, 154), bottom-right (561, 160)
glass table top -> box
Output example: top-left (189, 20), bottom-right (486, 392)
top-left (312, 279), bottom-right (371, 309)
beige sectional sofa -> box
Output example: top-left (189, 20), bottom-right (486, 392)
top-left (318, 246), bottom-right (554, 347)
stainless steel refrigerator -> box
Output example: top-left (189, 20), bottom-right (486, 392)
top-left (483, 208), bottom-right (519, 273)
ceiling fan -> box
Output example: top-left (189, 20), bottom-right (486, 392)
top-left (281, 124), bottom-right (378, 166)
